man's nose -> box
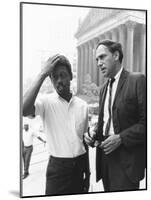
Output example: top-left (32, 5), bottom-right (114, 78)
top-left (97, 59), bottom-right (103, 67)
top-left (57, 77), bottom-right (63, 84)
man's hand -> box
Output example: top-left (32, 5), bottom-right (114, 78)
top-left (84, 129), bottom-right (100, 148)
top-left (41, 54), bottom-right (60, 78)
top-left (84, 131), bottom-right (95, 147)
top-left (99, 134), bottom-right (121, 155)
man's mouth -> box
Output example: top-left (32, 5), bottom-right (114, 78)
top-left (57, 84), bottom-right (64, 91)
top-left (101, 67), bottom-right (106, 73)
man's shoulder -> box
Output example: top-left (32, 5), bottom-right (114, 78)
top-left (129, 71), bottom-right (145, 78)
top-left (37, 92), bottom-right (56, 102)
top-left (99, 79), bottom-right (108, 93)
top-left (74, 96), bottom-right (88, 107)
top-left (128, 71), bottom-right (146, 82)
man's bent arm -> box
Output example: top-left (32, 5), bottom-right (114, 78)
top-left (37, 136), bottom-right (46, 144)
top-left (23, 73), bottom-right (46, 117)
top-left (23, 54), bottom-right (60, 117)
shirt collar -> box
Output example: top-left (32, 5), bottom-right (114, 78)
top-left (110, 66), bottom-right (123, 82)
top-left (54, 91), bottom-right (74, 104)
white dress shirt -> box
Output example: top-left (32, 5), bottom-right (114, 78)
top-left (103, 67), bottom-right (123, 136)
top-left (23, 129), bottom-right (39, 147)
top-left (35, 92), bottom-right (88, 158)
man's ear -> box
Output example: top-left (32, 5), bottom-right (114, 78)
top-left (113, 51), bottom-right (120, 61)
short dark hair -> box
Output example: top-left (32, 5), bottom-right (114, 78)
top-left (51, 55), bottom-right (73, 80)
top-left (96, 40), bottom-right (123, 63)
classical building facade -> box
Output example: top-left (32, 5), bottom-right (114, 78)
top-left (75, 8), bottom-right (146, 93)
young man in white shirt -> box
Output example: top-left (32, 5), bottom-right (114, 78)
top-left (23, 55), bottom-right (90, 195)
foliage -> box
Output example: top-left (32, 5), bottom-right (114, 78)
top-left (82, 73), bottom-right (100, 97)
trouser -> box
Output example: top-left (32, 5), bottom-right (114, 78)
top-left (23, 145), bottom-right (33, 174)
top-left (101, 150), bottom-right (139, 192)
top-left (45, 153), bottom-right (88, 195)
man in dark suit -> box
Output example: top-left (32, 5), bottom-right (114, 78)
top-left (84, 40), bottom-right (146, 192)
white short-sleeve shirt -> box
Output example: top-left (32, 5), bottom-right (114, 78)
top-left (23, 130), bottom-right (39, 147)
top-left (35, 92), bottom-right (88, 158)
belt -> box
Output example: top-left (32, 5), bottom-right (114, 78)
top-left (24, 145), bottom-right (33, 148)
top-left (50, 153), bottom-right (87, 164)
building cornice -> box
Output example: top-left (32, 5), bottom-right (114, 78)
top-left (75, 9), bottom-right (145, 47)
top-left (75, 9), bottom-right (121, 38)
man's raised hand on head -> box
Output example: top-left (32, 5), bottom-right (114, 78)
top-left (41, 54), bottom-right (60, 78)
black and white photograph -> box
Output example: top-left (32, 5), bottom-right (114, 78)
top-left (1, 0), bottom-right (151, 199)
top-left (20, 1), bottom-right (147, 198)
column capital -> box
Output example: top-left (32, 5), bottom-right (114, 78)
top-left (87, 40), bottom-right (93, 47)
top-left (118, 24), bottom-right (125, 30)
top-left (94, 37), bottom-right (100, 44)
top-left (111, 28), bottom-right (118, 41)
top-left (105, 31), bottom-right (112, 39)
top-left (111, 28), bottom-right (117, 34)
top-left (80, 44), bottom-right (85, 50)
top-left (98, 34), bottom-right (106, 41)
top-left (83, 42), bottom-right (89, 48)
top-left (77, 45), bottom-right (81, 51)
top-left (90, 38), bottom-right (99, 48)
top-left (126, 21), bottom-right (137, 31)
top-left (117, 24), bottom-right (126, 33)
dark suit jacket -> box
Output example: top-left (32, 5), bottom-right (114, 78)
top-left (96, 69), bottom-right (146, 183)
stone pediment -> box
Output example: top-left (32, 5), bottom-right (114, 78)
top-left (75, 8), bottom-right (121, 38)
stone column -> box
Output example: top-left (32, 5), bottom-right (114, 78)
top-left (84, 43), bottom-right (89, 76)
top-left (105, 31), bottom-right (112, 40)
top-left (140, 24), bottom-right (146, 75)
top-left (92, 38), bottom-right (99, 85)
top-left (77, 46), bottom-right (81, 93)
top-left (97, 35), bottom-right (105, 86)
top-left (88, 41), bottom-right (94, 82)
top-left (118, 24), bottom-right (126, 67)
top-left (126, 21), bottom-right (136, 72)
top-left (80, 45), bottom-right (85, 87)
top-left (82, 43), bottom-right (89, 84)
top-left (98, 34), bottom-right (105, 41)
top-left (111, 28), bottom-right (118, 42)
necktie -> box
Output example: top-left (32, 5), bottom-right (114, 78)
top-left (104, 78), bottom-right (115, 136)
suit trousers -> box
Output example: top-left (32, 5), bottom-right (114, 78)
top-left (23, 145), bottom-right (33, 174)
top-left (101, 149), bottom-right (139, 192)
top-left (45, 153), bottom-right (87, 195)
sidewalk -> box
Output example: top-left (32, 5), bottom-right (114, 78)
top-left (22, 147), bottom-right (146, 197)
top-left (23, 161), bottom-right (47, 196)
top-left (22, 148), bottom-right (104, 196)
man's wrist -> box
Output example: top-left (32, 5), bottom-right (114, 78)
top-left (118, 134), bottom-right (122, 145)
top-left (38, 72), bottom-right (47, 81)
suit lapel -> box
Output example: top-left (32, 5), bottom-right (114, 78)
top-left (100, 80), bottom-right (109, 112)
top-left (97, 80), bottom-right (109, 139)
top-left (113, 69), bottom-right (129, 107)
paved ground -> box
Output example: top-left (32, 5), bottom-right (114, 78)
top-left (22, 161), bottom-right (47, 196)
top-left (22, 148), bottom-right (104, 197)
top-left (22, 147), bottom-right (146, 197)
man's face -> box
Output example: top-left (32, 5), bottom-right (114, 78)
top-left (51, 65), bottom-right (71, 96)
top-left (24, 124), bottom-right (29, 131)
top-left (96, 45), bottom-right (116, 78)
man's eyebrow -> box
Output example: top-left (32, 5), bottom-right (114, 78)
top-left (100, 53), bottom-right (106, 57)
top-left (96, 54), bottom-right (106, 59)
